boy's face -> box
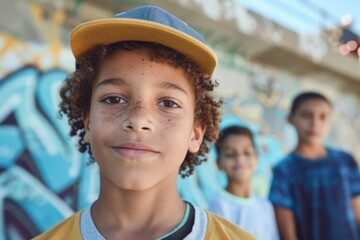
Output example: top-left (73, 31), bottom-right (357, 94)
top-left (288, 98), bottom-right (332, 147)
top-left (217, 134), bottom-right (258, 183)
top-left (82, 48), bottom-right (205, 191)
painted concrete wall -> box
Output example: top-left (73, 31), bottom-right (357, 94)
top-left (1, 1), bottom-right (360, 239)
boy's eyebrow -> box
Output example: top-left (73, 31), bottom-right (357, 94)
top-left (95, 78), bottom-right (128, 88)
top-left (157, 81), bottom-right (188, 96)
top-left (95, 78), bottom-right (188, 96)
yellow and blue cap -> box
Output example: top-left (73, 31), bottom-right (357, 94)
top-left (71, 5), bottom-right (217, 76)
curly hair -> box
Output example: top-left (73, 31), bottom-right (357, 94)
top-left (59, 41), bottom-right (223, 177)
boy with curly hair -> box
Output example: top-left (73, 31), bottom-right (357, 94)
top-left (34, 5), bottom-right (255, 239)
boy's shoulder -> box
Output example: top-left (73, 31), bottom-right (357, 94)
top-left (330, 148), bottom-right (359, 168)
top-left (273, 152), bottom-right (299, 172)
top-left (210, 189), bottom-right (271, 205)
top-left (274, 148), bottom-right (357, 172)
top-left (252, 192), bottom-right (273, 206)
top-left (205, 210), bottom-right (257, 240)
top-left (32, 211), bottom-right (82, 240)
top-left (329, 148), bottom-right (354, 159)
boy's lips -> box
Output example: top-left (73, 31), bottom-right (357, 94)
top-left (234, 165), bottom-right (246, 171)
top-left (307, 131), bottom-right (319, 136)
top-left (112, 142), bottom-right (159, 159)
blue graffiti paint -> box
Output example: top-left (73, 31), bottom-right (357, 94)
top-left (0, 126), bottom-right (24, 169)
top-left (0, 67), bottom-right (78, 192)
top-left (0, 66), bottom-right (99, 238)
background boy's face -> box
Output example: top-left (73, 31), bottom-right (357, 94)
top-left (288, 98), bottom-right (332, 147)
top-left (217, 134), bottom-right (258, 183)
top-left (82, 48), bottom-right (205, 191)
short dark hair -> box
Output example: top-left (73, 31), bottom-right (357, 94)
top-left (290, 91), bottom-right (332, 115)
top-left (215, 125), bottom-right (256, 159)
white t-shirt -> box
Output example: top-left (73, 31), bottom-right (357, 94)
top-left (208, 190), bottom-right (279, 240)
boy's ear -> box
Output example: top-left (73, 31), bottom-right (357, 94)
top-left (188, 121), bottom-right (206, 153)
top-left (254, 152), bottom-right (259, 168)
top-left (82, 112), bottom-right (91, 144)
top-left (216, 158), bottom-right (223, 170)
top-left (287, 115), bottom-right (293, 125)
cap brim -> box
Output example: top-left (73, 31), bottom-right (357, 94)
top-left (71, 18), bottom-right (217, 76)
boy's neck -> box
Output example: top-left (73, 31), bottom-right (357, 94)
top-left (91, 175), bottom-right (186, 239)
top-left (226, 181), bottom-right (251, 198)
top-left (295, 144), bottom-right (328, 160)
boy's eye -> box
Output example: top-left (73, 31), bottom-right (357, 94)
top-left (102, 96), bottom-right (127, 104)
top-left (224, 153), bottom-right (237, 158)
top-left (244, 150), bottom-right (254, 157)
top-left (320, 114), bottom-right (328, 121)
top-left (159, 100), bottom-right (180, 108)
top-left (300, 112), bottom-right (312, 119)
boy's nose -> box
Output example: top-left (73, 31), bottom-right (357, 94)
top-left (235, 153), bottom-right (253, 164)
top-left (121, 100), bottom-right (154, 133)
top-left (235, 154), bottom-right (246, 163)
top-left (311, 118), bottom-right (319, 128)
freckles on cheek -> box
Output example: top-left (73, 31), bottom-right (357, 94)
top-left (97, 110), bottom-right (123, 127)
top-left (158, 118), bottom-right (174, 133)
top-left (163, 118), bottom-right (178, 129)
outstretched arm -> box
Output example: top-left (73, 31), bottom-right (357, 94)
top-left (274, 206), bottom-right (298, 240)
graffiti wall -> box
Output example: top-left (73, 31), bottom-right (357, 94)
top-left (1, 1), bottom-right (360, 239)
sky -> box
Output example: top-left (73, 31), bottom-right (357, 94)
top-left (235, 0), bottom-right (360, 35)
